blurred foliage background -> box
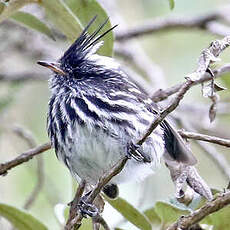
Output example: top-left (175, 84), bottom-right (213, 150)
top-left (0, 0), bottom-right (230, 229)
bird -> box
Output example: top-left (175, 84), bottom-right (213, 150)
top-left (37, 16), bottom-right (197, 215)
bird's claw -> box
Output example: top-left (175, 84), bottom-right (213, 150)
top-left (78, 197), bottom-right (99, 217)
top-left (127, 142), bottom-right (151, 163)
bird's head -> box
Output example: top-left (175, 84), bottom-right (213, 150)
top-left (37, 16), bottom-right (117, 78)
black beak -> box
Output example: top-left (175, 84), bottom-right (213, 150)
top-left (37, 61), bottom-right (66, 75)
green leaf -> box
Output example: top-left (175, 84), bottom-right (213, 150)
top-left (155, 201), bottom-right (189, 227)
top-left (106, 197), bottom-right (152, 230)
top-left (10, 11), bottom-right (54, 40)
top-left (66, 0), bottom-right (114, 56)
top-left (0, 203), bottom-right (48, 230)
top-left (40, 0), bottom-right (114, 56)
top-left (144, 207), bottom-right (161, 227)
top-left (40, 0), bottom-right (83, 41)
top-left (202, 205), bottom-right (230, 230)
top-left (0, 0), bottom-right (33, 23)
top-left (168, 0), bottom-right (175, 10)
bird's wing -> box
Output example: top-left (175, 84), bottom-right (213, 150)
top-left (161, 119), bottom-right (197, 166)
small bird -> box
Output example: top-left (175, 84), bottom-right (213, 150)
top-left (38, 17), bottom-right (197, 214)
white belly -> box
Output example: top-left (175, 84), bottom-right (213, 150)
top-left (56, 123), bottom-right (165, 185)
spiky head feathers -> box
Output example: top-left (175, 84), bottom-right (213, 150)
top-left (60, 16), bottom-right (117, 71)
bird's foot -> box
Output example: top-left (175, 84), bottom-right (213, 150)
top-left (77, 194), bottom-right (99, 218)
top-left (103, 183), bottom-right (119, 199)
top-left (127, 141), bottom-right (151, 163)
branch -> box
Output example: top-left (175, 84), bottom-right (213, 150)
top-left (143, 34), bottom-right (230, 142)
top-left (152, 63), bottom-right (230, 102)
top-left (116, 12), bottom-right (222, 41)
top-left (178, 130), bottom-right (230, 148)
top-left (136, 36), bottom-right (230, 203)
top-left (65, 157), bottom-right (128, 230)
top-left (65, 180), bottom-right (86, 229)
top-left (167, 191), bottom-right (230, 230)
top-left (0, 142), bottom-right (51, 176)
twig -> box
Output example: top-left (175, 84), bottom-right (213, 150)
top-left (87, 157), bottom-right (128, 203)
top-left (65, 180), bottom-right (86, 230)
top-left (152, 63), bottom-right (230, 102)
top-left (0, 142), bottom-right (51, 176)
top-left (178, 130), bottom-right (230, 148)
top-left (167, 191), bottom-right (230, 230)
top-left (116, 13), bottom-right (220, 41)
top-left (65, 157), bottom-right (128, 230)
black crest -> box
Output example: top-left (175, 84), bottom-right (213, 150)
top-left (60, 16), bottom-right (117, 68)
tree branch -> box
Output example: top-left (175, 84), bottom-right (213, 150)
top-left (167, 191), bottom-right (230, 230)
top-left (65, 157), bottom-right (128, 230)
top-left (178, 130), bottom-right (230, 148)
top-left (0, 142), bottom-right (51, 176)
top-left (152, 63), bottom-right (230, 102)
top-left (65, 180), bottom-right (86, 230)
top-left (116, 12), bottom-right (223, 41)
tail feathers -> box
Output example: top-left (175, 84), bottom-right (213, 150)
top-left (162, 120), bottom-right (197, 166)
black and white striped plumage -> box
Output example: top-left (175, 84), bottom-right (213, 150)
top-left (42, 17), bottom-right (197, 197)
